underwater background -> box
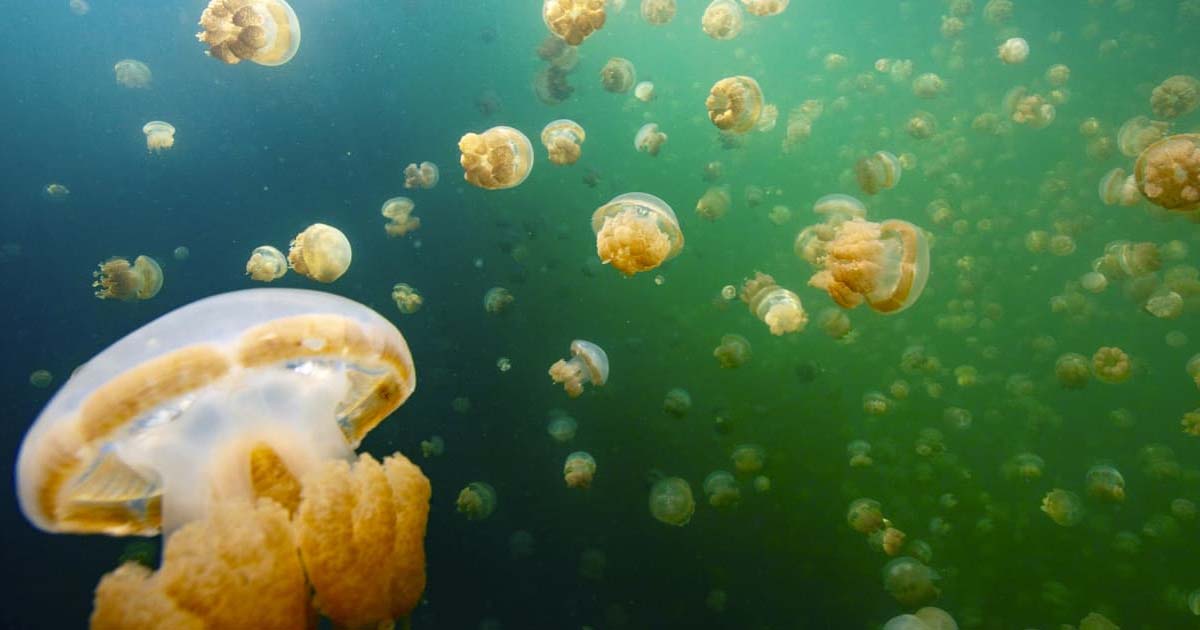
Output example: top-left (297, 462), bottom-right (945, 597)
top-left (1, 0), bottom-right (1200, 628)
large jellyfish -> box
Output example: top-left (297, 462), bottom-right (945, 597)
top-left (457, 482), bottom-right (497, 520)
top-left (600, 57), bottom-right (636, 93)
top-left (1134, 134), bottom-right (1200, 212)
top-left (381, 197), bottom-right (421, 237)
top-left (288, 223), bottom-right (351, 282)
top-left (740, 272), bottom-right (807, 335)
top-left (459, 126), bottom-right (535, 190)
top-left (93, 255), bottom-right (163, 301)
top-left (542, 119), bottom-right (586, 166)
top-left (806, 218), bottom-right (930, 314)
top-left (648, 476), bottom-right (694, 526)
top-left (634, 123), bottom-right (668, 156)
top-left (142, 121), bottom-right (176, 153)
top-left (196, 0), bottom-right (302, 66)
top-left (702, 0), bottom-right (743, 40)
top-left (640, 0), bottom-right (676, 25)
top-left (592, 192), bottom-right (684, 276)
top-left (543, 0), bottom-right (606, 46)
top-left (548, 339), bottom-right (609, 397)
top-left (245, 245), bottom-right (288, 282)
top-left (403, 162), bottom-right (439, 189)
top-left (114, 59), bottom-right (151, 88)
top-left (706, 76), bottom-right (764, 134)
top-left (563, 451), bottom-right (597, 488)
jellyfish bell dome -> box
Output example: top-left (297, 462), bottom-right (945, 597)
top-left (548, 339), bottom-right (609, 397)
top-left (16, 288), bottom-right (416, 536)
top-left (648, 476), bottom-right (694, 526)
top-left (1134, 133), bottom-right (1200, 212)
top-left (591, 192), bottom-right (684, 275)
top-left (459, 126), bottom-right (535, 190)
top-left (196, 0), bottom-right (302, 66)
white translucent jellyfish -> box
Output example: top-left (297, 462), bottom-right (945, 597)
top-left (542, 0), bottom-right (606, 46)
top-left (403, 162), bottom-right (439, 189)
top-left (380, 197), bottom-right (420, 237)
top-left (740, 0), bottom-right (788, 16)
top-left (703, 471), bottom-right (741, 508)
top-left (701, 0), bottom-right (743, 40)
top-left (93, 255), bottom-right (163, 301)
top-left (546, 412), bottom-right (578, 442)
top-left (600, 57), bottom-right (637, 93)
top-left (634, 81), bottom-right (655, 102)
top-left (391, 283), bottom-right (423, 314)
top-left (640, 0), bottom-right (676, 25)
top-left (563, 451), bottom-right (596, 488)
top-left (196, 0), bottom-right (302, 66)
top-left (706, 76), bottom-right (764, 134)
top-left (142, 121), bottom-right (176, 153)
top-left (114, 59), bottom-right (151, 88)
top-left (648, 476), bottom-right (693, 526)
top-left (855, 151), bottom-right (902, 195)
top-left (591, 192), bottom-right (684, 276)
top-left (1118, 116), bottom-right (1170, 158)
top-left (483, 287), bottom-right (514, 313)
top-left (16, 288), bottom-right (416, 535)
top-left (884, 608), bottom-right (958, 630)
top-left (456, 482), bottom-right (497, 520)
top-left (807, 218), bottom-right (931, 314)
top-left (459, 126), bottom-right (534, 190)
top-left (812, 193), bottom-right (867, 219)
top-left (548, 339), bottom-right (609, 397)
top-left (245, 245), bottom-right (288, 282)
top-left (634, 123), bottom-right (668, 156)
top-left (288, 223), bottom-right (351, 283)
top-left (997, 37), bottom-right (1029, 64)
top-left (541, 119), bottom-right (586, 166)
top-left (739, 272), bottom-right (807, 335)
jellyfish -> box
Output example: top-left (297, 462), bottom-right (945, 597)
top-left (713, 334), bottom-right (751, 368)
top-left (44, 183), bottom-right (70, 200)
top-left (1184, 408), bottom-right (1200, 436)
top-left (1007, 88), bottom-right (1056, 128)
top-left (381, 197), bottom-right (420, 237)
top-left (459, 126), bottom-right (535, 190)
top-left (703, 471), bottom-right (741, 508)
top-left (483, 287), bottom-right (514, 313)
top-left (592, 192), bottom-right (684, 276)
top-left (1053, 352), bottom-right (1090, 389)
top-left (403, 162), bottom-right (439, 189)
top-left (740, 272), bottom-right (807, 335)
top-left (648, 477), bottom-right (694, 526)
top-left (456, 482), bottom-right (497, 520)
top-left (420, 435), bottom-right (444, 458)
top-left (563, 451), bottom-right (596, 488)
top-left (1134, 134), bottom-right (1200, 212)
top-left (911, 73), bottom-right (945, 99)
top-left (634, 81), bottom-right (655, 102)
top-left (997, 37), bottom-right (1029, 64)
top-left (537, 35), bottom-right (580, 69)
top-left (731, 444), bottom-right (765, 475)
top-left (196, 0), bottom-right (302, 66)
top-left (695, 186), bottom-right (731, 221)
top-left (847, 440), bottom-right (873, 467)
top-left (906, 111), bottom-right (937, 139)
top-left (1150, 75), bottom-right (1200, 119)
top-left (142, 121), bottom-right (176, 153)
top-left (1188, 354), bottom-right (1200, 389)
top-left (600, 57), bottom-right (636, 93)
top-left (93, 255), bottom-right (163, 301)
top-left (706, 76), bottom-right (764, 134)
top-left (69, 0), bottom-right (89, 15)
top-left (29, 369), bottom-right (53, 389)
top-left (663, 388), bottom-right (692, 417)
top-left (634, 123), bottom-right (668, 156)
top-left (812, 194), bottom-right (867, 219)
top-left (1098, 168), bottom-right (1131, 206)
top-left (702, 0), bottom-right (743, 40)
top-left (1091, 347), bottom-right (1131, 384)
top-left (1118, 116), bottom-right (1170, 157)
top-left (1004, 453), bottom-right (1045, 481)
top-left (113, 59), bottom-right (151, 88)
top-left (245, 245), bottom-right (288, 282)
top-left (855, 151), bottom-right (902, 195)
top-left (534, 66), bottom-right (575, 105)
top-left (768, 205), bottom-right (792, 226)
top-left (288, 223), bottom-right (351, 283)
top-left (548, 339), bottom-right (609, 397)
top-left (547, 412), bottom-right (578, 442)
top-left (807, 218), bottom-right (931, 314)
top-left (847, 498), bottom-right (884, 533)
top-left (1086, 465), bottom-right (1126, 503)
top-left (741, 0), bottom-right (788, 16)
top-left (542, 0), bottom-right (606, 46)
top-left (1041, 489), bottom-right (1084, 526)
top-left (542, 119), bottom-right (586, 166)
top-left (391, 283), bottom-right (423, 314)
top-left (640, 0), bottom-right (676, 25)
top-left (882, 557), bottom-right (940, 607)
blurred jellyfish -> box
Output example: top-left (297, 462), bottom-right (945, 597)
top-left (1046, 64), bottom-right (1071, 86)
top-left (403, 162), bottom-right (439, 189)
top-left (855, 151), bottom-right (902, 195)
top-left (862, 391), bottom-right (891, 416)
top-left (713, 334), bottom-right (751, 368)
top-left (741, 0), bottom-right (788, 16)
top-left (817, 307), bottom-right (852, 339)
top-left (381, 197), bottom-right (420, 237)
top-left (634, 81), bottom-right (655, 102)
top-left (1098, 168), bottom-right (1132, 206)
top-left (1188, 354), bottom-right (1200, 389)
top-left (706, 588), bottom-right (728, 613)
top-left (456, 482), bottom-right (497, 520)
top-left (847, 440), bottom-right (873, 467)
top-left (847, 498), bottom-right (884, 534)
top-left (547, 411), bottom-right (578, 442)
top-left (702, 0), bottom-right (743, 40)
top-left (548, 339), bottom-right (609, 397)
top-left (1041, 489), bottom-right (1084, 526)
top-left (533, 66), bottom-right (574, 105)
top-left (648, 477), bottom-right (694, 526)
top-left (1184, 408), bottom-right (1200, 436)
top-left (1005, 453), bottom-right (1044, 481)
top-left (703, 471), bottom-right (741, 508)
top-left (114, 59), bottom-right (151, 88)
top-left (740, 272), bottom-right (807, 335)
top-left (196, 0), bottom-right (301, 66)
top-left (29, 370), bottom-right (52, 389)
top-left (912, 73), bottom-right (945, 99)
top-left (288, 223), bottom-right (351, 283)
top-left (142, 121), bottom-right (176, 153)
top-left (731, 444), bottom-right (765, 475)
top-left (600, 57), bottom-right (636, 93)
top-left (768, 205), bottom-right (792, 225)
top-left (92, 255), bottom-right (162, 301)
top-left (882, 557), bottom-right (940, 607)
top-left (69, 0), bottom-right (89, 15)
top-left (640, 0), bottom-right (676, 25)
top-left (634, 123), bottom-right (668, 156)
top-left (906, 111), bottom-right (937, 139)
top-left (564, 452), bottom-right (596, 488)
top-left (661, 387), bottom-right (692, 417)
top-left (807, 218), bottom-right (931, 314)
top-left (542, 119), bottom-right (586, 166)
top-left (983, 0), bottom-right (1013, 24)
top-left (1119, 116), bottom-right (1170, 157)
top-left (245, 245), bottom-right (288, 282)
top-left (1055, 352), bottom-right (1090, 389)
top-left (420, 436), bottom-right (444, 458)
top-left (172, 246), bottom-right (189, 261)
top-left (592, 192), bottom-right (684, 276)
top-left (542, 0), bottom-right (606, 46)
top-left (695, 186), bottom-right (731, 221)
top-left (483, 287), bottom-right (514, 313)
top-left (459, 126), bottom-right (535, 190)
top-left (1134, 134), bottom-right (1200, 212)
top-left (706, 76), bottom-right (764, 134)
top-left (43, 183), bottom-right (69, 201)
top-left (391, 283), bottom-right (422, 314)
top-left (1150, 75), bottom-right (1200, 119)
top-left (997, 37), bottom-right (1029, 64)
top-left (1092, 347), bottom-right (1131, 384)
top-left (1086, 465), bottom-right (1126, 503)
top-left (1080, 272), bottom-right (1108, 293)
top-left (753, 475), bottom-right (770, 493)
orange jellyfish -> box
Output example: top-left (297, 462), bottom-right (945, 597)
top-left (563, 451), bottom-right (597, 488)
top-left (245, 245), bottom-right (288, 282)
top-left (702, 0), bottom-right (743, 40)
top-left (1134, 134), bottom-right (1200, 212)
top-left (634, 123), bottom-right (668, 156)
top-left (459, 126), bottom-right (535, 190)
top-left (196, 0), bottom-right (302, 66)
top-left (548, 339), bottom-right (609, 397)
top-left (542, 119), bottom-right (586, 166)
top-left (855, 151), bottom-right (902, 195)
top-left (542, 0), bottom-right (606, 46)
top-left (600, 57), bottom-right (636, 93)
top-left (1150, 75), bottom-right (1200, 119)
top-left (113, 59), bottom-right (151, 88)
top-left (911, 73), bottom-right (944, 99)
top-left (740, 272), bottom-right (807, 335)
top-left (1055, 352), bottom-right (1090, 389)
top-left (640, 0), bottom-right (676, 25)
top-left (807, 218), bottom-right (930, 314)
top-left (1092, 347), bottom-right (1131, 384)
top-left (288, 223), bottom-right (351, 283)
top-left (381, 197), bottom-right (420, 237)
top-left (142, 121), bottom-right (176, 153)
top-left (93, 255), bottom-right (163, 301)
top-left (706, 76), bottom-right (764, 134)
top-left (403, 161), bottom-right (439, 189)
top-left (591, 192), bottom-right (684, 276)
top-left (695, 186), bottom-right (730, 221)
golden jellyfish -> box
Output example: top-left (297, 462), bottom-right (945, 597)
top-left (541, 119), bottom-right (586, 166)
top-left (93, 255), bottom-right (163, 301)
top-left (1134, 134), bottom-right (1200, 211)
top-left (855, 151), bottom-right (902, 195)
top-left (634, 123), bottom-right (668, 156)
top-left (807, 218), bottom-right (931, 314)
top-left (287, 223), bottom-right (351, 283)
top-left (459, 126), bottom-right (534, 190)
top-left (1098, 168), bottom-right (1131, 206)
top-left (911, 73), bottom-right (945, 99)
top-left (1184, 409), bottom-right (1200, 436)
top-left (483, 287), bottom-right (514, 313)
top-left (1086, 465), bottom-right (1126, 502)
top-left (391, 283), bottom-right (423, 314)
top-left (1150, 75), bottom-right (1200, 119)
top-left (634, 81), bottom-right (655, 102)
top-left (768, 204), bottom-right (791, 225)
top-left (940, 15), bottom-right (964, 38)
top-left (882, 557), bottom-right (940, 607)
top-left (695, 186), bottom-right (731, 221)
top-left (113, 59), bottom-right (151, 88)
top-left (542, 0), bottom-right (606, 46)
top-left (640, 0), bottom-right (676, 25)
top-left (1091, 346), bottom-right (1131, 384)
top-left (563, 451), bottom-right (596, 488)
top-left (592, 192), bottom-right (684, 276)
top-left (1055, 352), bottom-right (1090, 389)
top-left (1041, 489), bottom-right (1084, 526)
top-left (701, 0), bottom-right (743, 41)
top-left (196, 0), bottom-right (301, 66)
top-left (817, 308), bottom-right (852, 339)
top-left (648, 476), bottom-right (694, 526)
top-left (740, 272), bottom-right (807, 335)
top-left (548, 339), bottom-right (609, 397)
top-left (847, 498), bottom-right (884, 535)
top-left (43, 183), bottom-right (70, 200)
top-left (1045, 63), bottom-right (1071, 86)
top-left (703, 471), bottom-right (741, 508)
top-left (142, 121), bottom-right (176, 153)
top-left (1095, 240), bottom-right (1161, 278)
top-left (824, 53), bottom-right (848, 71)
top-left (730, 443), bottom-right (765, 475)
top-left (741, 0), bottom-right (788, 16)
top-left (29, 369), bottom-right (53, 389)
top-left (847, 440), bottom-right (872, 467)
top-left (997, 37), bottom-right (1029, 64)
top-left (713, 334), bottom-right (751, 368)
top-left (381, 197), bottom-right (420, 237)
top-left (403, 161), bottom-right (439, 189)
top-left (1006, 88), bottom-right (1055, 128)
top-left (456, 482), bottom-right (497, 520)
top-left (600, 57), bottom-right (636, 93)
top-left (906, 111), bottom-right (937, 139)
top-left (706, 76), bottom-right (764, 134)
top-left (244, 245), bottom-right (287, 282)
top-left (983, 0), bottom-right (1013, 24)
top-left (1118, 116), bottom-right (1170, 157)
top-left (1005, 453), bottom-right (1045, 481)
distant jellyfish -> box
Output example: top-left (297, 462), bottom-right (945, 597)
top-left (93, 255), bottom-right (162, 301)
top-left (983, 0), bottom-right (1013, 24)
top-left (142, 121), bottom-right (176, 153)
top-left (381, 197), bottom-right (420, 237)
top-left (1134, 134), bottom-right (1200, 212)
top-left (701, 0), bottom-right (743, 40)
top-left (288, 223), bottom-right (351, 283)
top-left (1150, 75), bottom-right (1200, 119)
top-left (533, 66), bottom-right (575, 105)
top-left (706, 76), bottom-right (764, 134)
top-left (807, 218), bottom-right (930, 314)
top-left (483, 287), bottom-right (514, 313)
top-left (29, 370), bottom-right (53, 389)
top-left (731, 444), bottom-right (765, 475)
top-left (403, 162), bottom-right (439, 189)
top-left (1188, 354), bottom-right (1200, 389)
top-left (847, 440), bottom-right (873, 467)
top-left (1086, 465), bottom-right (1126, 503)
top-left (882, 557), bottom-right (940, 607)
top-left (1118, 116), bottom-right (1170, 157)
top-left (459, 126), bottom-right (535, 190)
top-left (1046, 64), bottom-right (1071, 86)
top-left (855, 151), bottom-right (902, 195)
top-left (114, 59), bottom-right (151, 88)
top-left (456, 482), bottom-right (497, 520)
top-left (695, 186), bottom-right (730, 221)
top-left (640, 0), bottom-right (676, 25)
top-left (713, 334), bottom-right (751, 368)
top-left (1004, 453), bottom-right (1045, 482)
top-left (245, 245), bottom-right (288, 282)
top-left (911, 73), bottom-right (944, 99)
top-left (648, 477), bottom-right (694, 526)
top-left (548, 339), bottom-right (609, 397)
top-left (600, 58), bottom-right (636, 93)
top-left (542, 119), bottom-right (586, 166)
top-left (69, 0), bottom-right (89, 15)
top-left (391, 283), bottom-right (423, 314)
top-left (703, 471), bottom-right (741, 508)
top-left (196, 0), bottom-right (302, 66)
top-left (592, 192), bottom-right (684, 276)
top-left (634, 81), bottom-right (655, 102)
top-left (847, 498), bottom-right (884, 533)
top-left (1055, 352), bottom-right (1090, 389)
top-left (663, 388), bottom-right (692, 417)
top-left (997, 37), bottom-right (1029, 64)
top-left (1041, 489), bottom-right (1083, 526)
top-left (906, 111), bottom-right (937, 139)
top-left (740, 272), bottom-right (807, 335)
top-left (547, 411), bottom-right (578, 442)
top-left (1091, 347), bottom-right (1131, 384)
top-left (42, 183), bottom-right (70, 202)
top-left (741, 0), bottom-right (788, 16)
top-left (634, 123), bottom-right (668, 156)
top-left (542, 0), bottom-right (606, 46)
top-left (172, 246), bottom-right (189, 261)
top-left (563, 451), bottom-right (597, 488)
top-left (420, 435), bottom-right (444, 458)
top-left (768, 205), bottom-right (792, 225)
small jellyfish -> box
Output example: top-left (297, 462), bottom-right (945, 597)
top-left (548, 339), bottom-right (609, 397)
top-left (906, 111), bottom-right (937, 139)
top-left (196, 0), bottom-right (302, 66)
top-left (69, 0), bottom-right (89, 15)
top-left (648, 476), bottom-right (694, 526)
top-left (381, 197), bottom-right (420, 237)
top-left (542, 119), bottom-right (586, 166)
top-left (456, 482), bottom-right (497, 520)
top-left (172, 246), bottom-right (189, 261)
top-left (1091, 347), bottom-right (1131, 384)
top-left (730, 444), bottom-right (765, 475)
top-left (592, 192), bottom-right (684, 276)
top-left (288, 223), bottom-right (351, 283)
top-left (634, 123), bottom-right (668, 156)
top-left (1055, 352), bottom-right (1090, 389)
top-left (706, 76), bottom-right (764, 134)
top-left (29, 369), bottom-right (53, 389)
top-left (640, 0), bottom-right (676, 25)
top-left (862, 391), bottom-right (891, 415)
top-left (1041, 488), bottom-right (1084, 526)
top-left (403, 162), bottom-right (439, 189)
top-left (855, 151), bottom-right (902, 195)
top-left (911, 73), bottom-right (945, 99)
top-left (768, 205), bottom-right (792, 226)
top-left (847, 440), bottom-right (873, 467)
top-left (245, 245), bottom-right (288, 282)
top-left (703, 471), bottom-right (741, 508)
top-left (634, 81), bottom-right (655, 102)
top-left (695, 186), bottom-right (730, 221)
top-left (882, 557), bottom-right (940, 607)
top-left (600, 57), bottom-right (636, 93)
top-left (533, 66), bottom-right (574, 105)
top-left (1150, 75), bottom-right (1200, 119)
top-left (142, 121), bottom-right (176, 153)
top-left (483, 287), bottom-right (514, 313)
top-left (391, 283), bottom-right (423, 314)
top-left (701, 0), bottom-right (743, 40)
top-left (997, 37), bottom-right (1029, 64)
top-left (542, 0), bottom-right (606, 46)
top-left (740, 272), bottom-right (807, 335)
top-left (741, 0), bottom-right (788, 16)
top-left (93, 255), bottom-right (163, 301)
top-left (847, 498), bottom-right (884, 533)
top-left (1086, 465), bottom-right (1126, 503)
top-left (713, 334), bottom-right (751, 368)
top-left (1188, 354), bottom-right (1200, 389)
top-left (547, 412), bottom-right (578, 442)
top-left (458, 126), bottom-right (535, 190)
top-left (420, 436), bottom-right (445, 458)
top-left (43, 183), bottom-right (70, 202)
top-left (1134, 134), bottom-right (1200, 212)
top-left (114, 59), bottom-right (151, 88)
top-left (807, 218), bottom-right (931, 314)
top-left (663, 388), bottom-right (692, 417)
top-left (564, 451), bottom-right (597, 488)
